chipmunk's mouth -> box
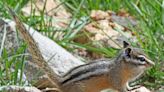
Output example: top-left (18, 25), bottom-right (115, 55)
top-left (145, 63), bottom-right (151, 67)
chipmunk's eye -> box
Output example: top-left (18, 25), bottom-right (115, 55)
top-left (137, 56), bottom-right (145, 62)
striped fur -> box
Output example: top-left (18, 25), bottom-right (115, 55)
top-left (61, 59), bottom-right (114, 85)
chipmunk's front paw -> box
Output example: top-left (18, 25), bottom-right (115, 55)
top-left (126, 83), bottom-right (142, 91)
top-left (129, 86), bottom-right (151, 92)
top-left (127, 85), bottom-right (142, 91)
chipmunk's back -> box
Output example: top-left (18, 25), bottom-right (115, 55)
top-left (60, 59), bottom-right (115, 92)
top-left (62, 74), bottom-right (115, 92)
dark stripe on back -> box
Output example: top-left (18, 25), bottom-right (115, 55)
top-left (63, 73), bottom-right (104, 85)
top-left (62, 61), bottom-right (98, 78)
top-left (61, 61), bottom-right (110, 84)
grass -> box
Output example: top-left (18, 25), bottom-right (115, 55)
top-left (0, 43), bottom-right (28, 86)
top-left (0, 0), bottom-right (163, 91)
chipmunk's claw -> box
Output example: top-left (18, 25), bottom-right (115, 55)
top-left (126, 83), bottom-right (142, 91)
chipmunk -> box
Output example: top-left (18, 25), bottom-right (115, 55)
top-left (60, 41), bottom-right (155, 92)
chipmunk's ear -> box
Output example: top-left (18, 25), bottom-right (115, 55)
top-left (124, 47), bottom-right (132, 57)
top-left (123, 41), bottom-right (130, 48)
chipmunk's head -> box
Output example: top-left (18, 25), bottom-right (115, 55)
top-left (121, 41), bottom-right (155, 68)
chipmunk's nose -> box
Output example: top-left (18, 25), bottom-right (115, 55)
top-left (146, 58), bottom-right (155, 66)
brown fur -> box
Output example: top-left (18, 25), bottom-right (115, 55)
top-left (83, 75), bottom-right (111, 92)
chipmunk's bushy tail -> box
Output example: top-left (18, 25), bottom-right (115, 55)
top-left (7, 6), bottom-right (62, 92)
